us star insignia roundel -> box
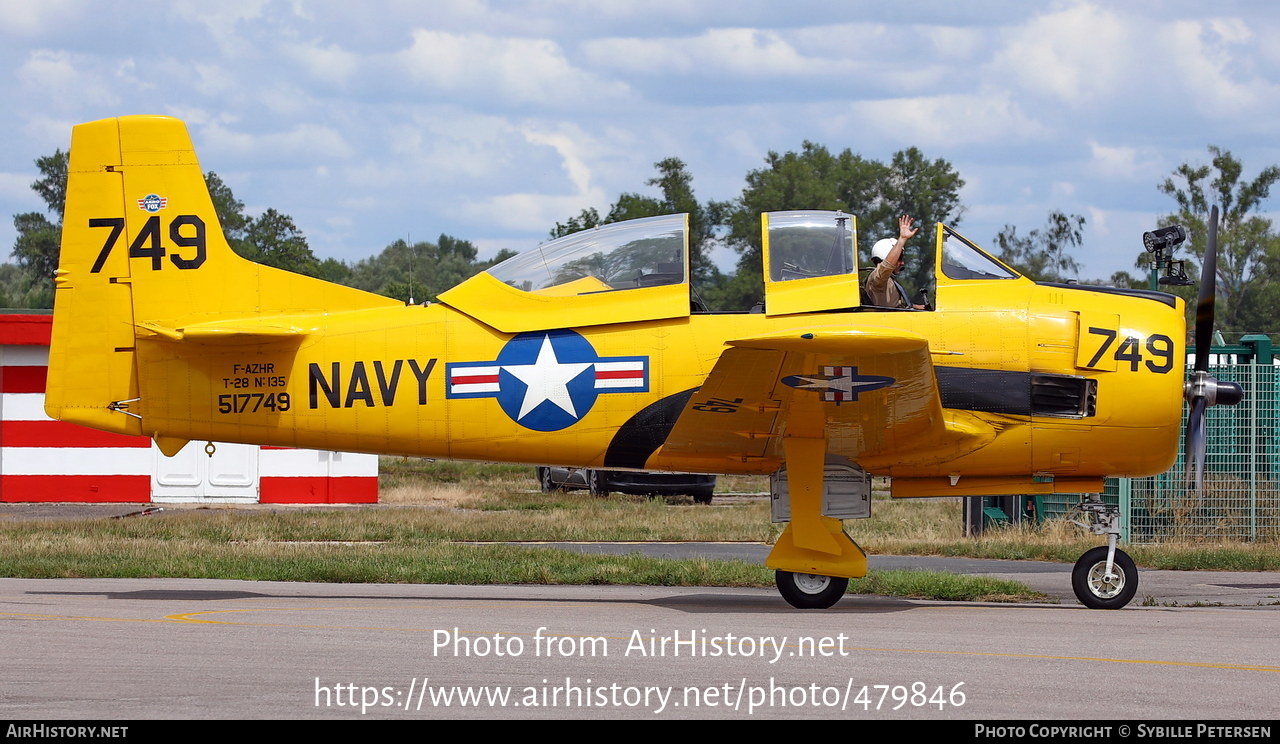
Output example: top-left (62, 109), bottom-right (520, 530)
top-left (781, 365), bottom-right (894, 404)
top-left (446, 330), bottom-right (649, 431)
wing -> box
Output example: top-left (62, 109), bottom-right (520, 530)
top-left (654, 327), bottom-right (995, 473)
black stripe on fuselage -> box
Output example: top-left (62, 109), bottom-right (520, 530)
top-left (603, 388), bottom-right (698, 469)
top-left (936, 367), bottom-right (1095, 418)
top-left (610, 368), bottom-right (1090, 469)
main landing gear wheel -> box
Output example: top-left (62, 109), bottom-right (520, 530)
top-left (1072, 546), bottom-right (1138, 610)
top-left (775, 570), bottom-right (849, 609)
top-left (586, 469), bottom-right (610, 498)
top-left (537, 467), bottom-right (555, 493)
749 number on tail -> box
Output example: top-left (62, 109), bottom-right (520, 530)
top-left (88, 215), bottom-right (206, 273)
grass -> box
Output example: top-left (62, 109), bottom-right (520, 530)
top-left (2, 458), bottom-right (1277, 602)
top-left (0, 517), bottom-right (1039, 603)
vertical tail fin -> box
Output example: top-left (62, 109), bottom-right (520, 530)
top-left (45, 115), bottom-right (396, 437)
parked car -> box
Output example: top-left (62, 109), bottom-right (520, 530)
top-left (535, 466), bottom-right (715, 504)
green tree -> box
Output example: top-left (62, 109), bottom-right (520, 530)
top-left (238, 208), bottom-right (319, 277)
top-left (719, 142), bottom-right (964, 308)
top-left (1157, 145), bottom-right (1280, 335)
top-left (205, 172), bottom-right (250, 244)
top-left (344, 234), bottom-right (508, 303)
top-left (0, 263), bottom-right (47, 308)
top-left (30, 150), bottom-right (68, 220)
top-left (316, 257), bottom-right (353, 285)
top-left (1106, 270), bottom-right (1146, 290)
top-left (550, 207), bottom-right (602, 238)
top-left (551, 158), bottom-right (730, 299)
top-left (8, 150), bottom-right (69, 308)
top-left (993, 210), bottom-right (1085, 282)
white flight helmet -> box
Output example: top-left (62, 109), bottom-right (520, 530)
top-left (872, 238), bottom-right (897, 264)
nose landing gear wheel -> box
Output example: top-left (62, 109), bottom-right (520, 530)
top-left (1072, 546), bottom-right (1138, 609)
top-left (775, 570), bottom-right (849, 609)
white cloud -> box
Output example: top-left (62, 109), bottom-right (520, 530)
top-left (198, 122), bottom-right (353, 163)
top-left (1086, 206), bottom-right (1110, 238)
top-left (522, 129), bottom-right (597, 198)
top-left (851, 91), bottom-right (1051, 147)
top-left (378, 112), bottom-right (529, 183)
top-left (994, 2), bottom-right (1135, 104)
top-left (585, 27), bottom-right (823, 77)
top-left (17, 50), bottom-right (121, 111)
top-left (190, 63), bottom-right (238, 99)
top-left (0, 0), bottom-right (82, 37)
top-left (457, 124), bottom-right (610, 231)
top-left (170, 0), bottom-right (270, 56)
top-left (466, 192), bottom-right (605, 232)
top-left (394, 29), bottom-right (630, 107)
top-left (991, 1), bottom-right (1280, 131)
top-left (0, 172), bottom-right (37, 204)
top-left (1168, 17), bottom-right (1278, 119)
top-left (284, 40), bottom-right (359, 86)
top-left (1087, 141), bottom-right (1160, 181)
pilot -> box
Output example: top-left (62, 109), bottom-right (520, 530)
top-left (865, 214), bottom-right (928, 310)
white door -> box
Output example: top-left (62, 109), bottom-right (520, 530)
top-left (152, 440), bottom-right (259, 502)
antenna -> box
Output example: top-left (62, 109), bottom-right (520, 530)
top-left (407, 233), bottom-right (415, 305)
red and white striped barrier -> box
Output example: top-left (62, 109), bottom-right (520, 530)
top-left (1, 314), bottom-right (377, 504)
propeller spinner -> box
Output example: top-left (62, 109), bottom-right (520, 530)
top-left (1184, 205), bottom-right (1245, 493)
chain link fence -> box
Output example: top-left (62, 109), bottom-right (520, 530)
top-left (1118, 360), bottom-right (1279, 542)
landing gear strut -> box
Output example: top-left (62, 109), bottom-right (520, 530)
top-left (1069, 495), bottom-right (1138, 609)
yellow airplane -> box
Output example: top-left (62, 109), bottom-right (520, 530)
top-left (45, 115), bottom-right (1242, 610)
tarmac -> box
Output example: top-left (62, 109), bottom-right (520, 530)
top-left (2, 501), bottom-right (1277, 608)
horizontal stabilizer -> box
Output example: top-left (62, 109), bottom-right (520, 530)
top-left (136, 317), bottom-right (315, 344)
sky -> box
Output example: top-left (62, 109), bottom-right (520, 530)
top-left (3, 0), bottom-right (1279, 282)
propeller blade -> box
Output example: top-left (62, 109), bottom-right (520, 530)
top-left (1194, 205), bottom-right (1219, 372)
top-left (1185, 395), bottom-right (1208, 494)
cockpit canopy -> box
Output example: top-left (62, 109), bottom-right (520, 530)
top-left (436, 214), bottom-right (693, 333)
top-left (487, 214), bottom-right (687, 294)
top-left (436, 210), bottom-right (1024, 331)
top-left (762, 210), bottom-right (860, 315)
top-left (939, 226), bottom-right (1019, 281)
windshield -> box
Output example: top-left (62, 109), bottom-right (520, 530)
top-left (766, 211), bottom-right (856, 282)
top-left (940, 227), bottom-right (1019, 280)
top-left (487, 214), bottom-right (688, 294)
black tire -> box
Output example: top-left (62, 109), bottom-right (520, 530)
top-left (586, 469), bottom-right (610, 498)
top-left (536, 467), bottom-right (556, 493)
top-left (775, 570), bottom-right (848, 609)
top-left (692, 489), bottom-right (714, 505)
top-left (1072, 546), bottom-right (1138, 609)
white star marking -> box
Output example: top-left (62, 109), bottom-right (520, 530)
top-left (791, 373), bottom-right (883, 394)
top-left (503, 335), bottom-right (592, 420)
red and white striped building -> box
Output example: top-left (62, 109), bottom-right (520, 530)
top-left (0, 313), bottom-right (377, 504)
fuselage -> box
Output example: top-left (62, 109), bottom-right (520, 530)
top-left (132, 277), bottom-right (1185, 481)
